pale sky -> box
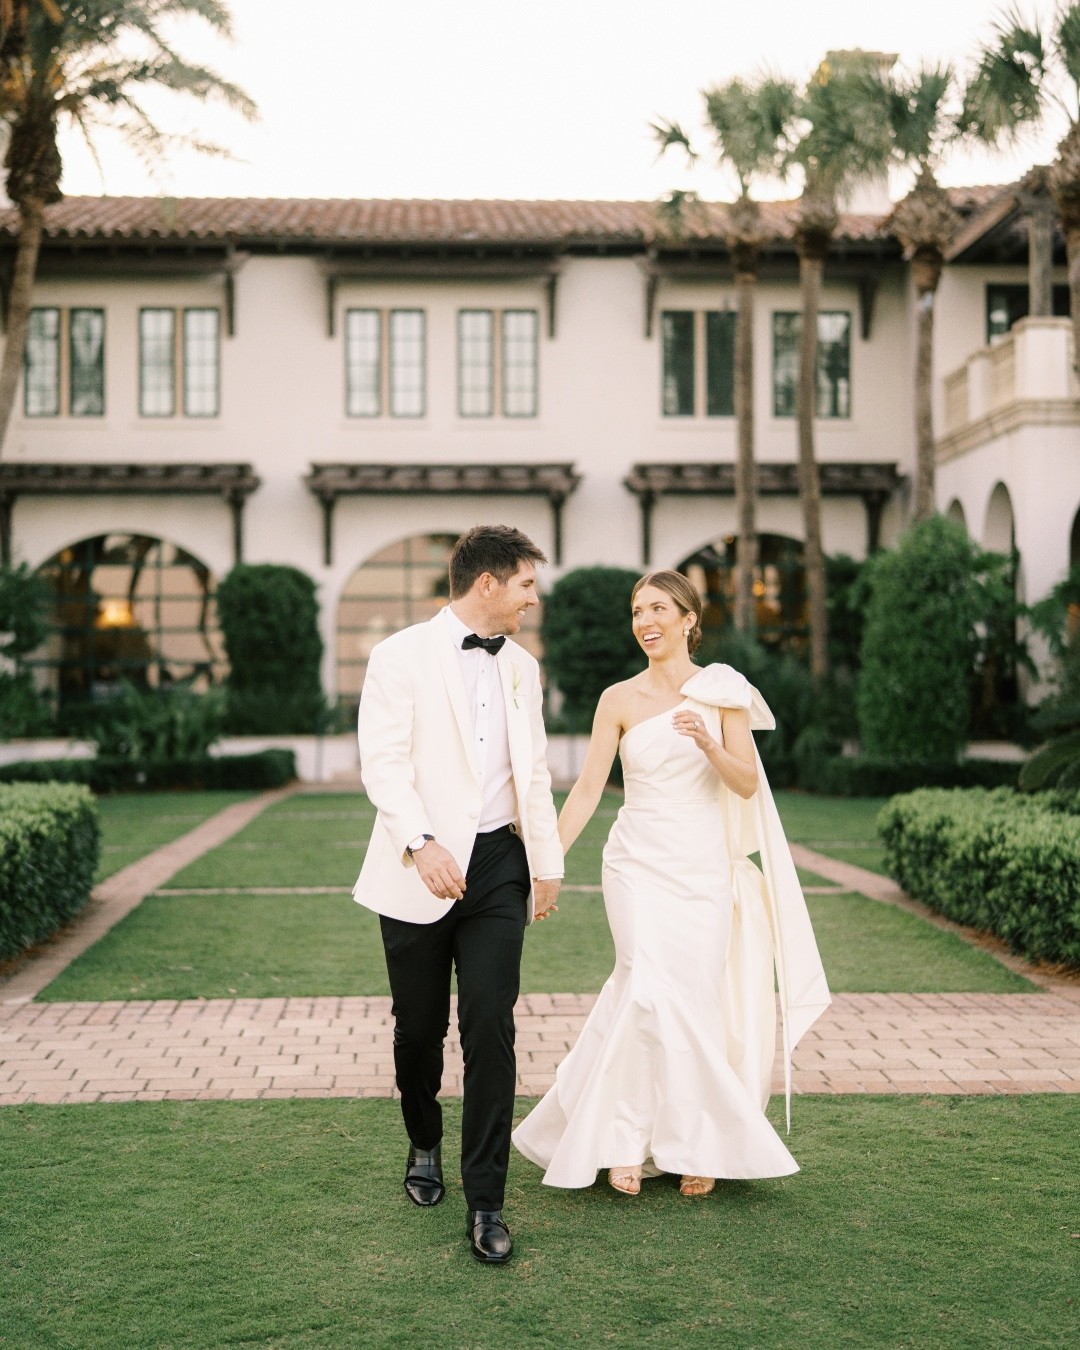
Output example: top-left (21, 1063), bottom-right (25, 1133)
top-left (55, 0), bottom-right (1067, 204)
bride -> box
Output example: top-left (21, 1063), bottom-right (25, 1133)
top-left (513, 570), bottom-right (830, 1196)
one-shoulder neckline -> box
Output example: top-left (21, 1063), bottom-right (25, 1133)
top-left (620, 699), bottom-right (690, 743)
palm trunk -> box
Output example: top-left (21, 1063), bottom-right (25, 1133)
top-left (796, 249), bottom-right (829, 681)
top-left (912, 253), bottom-right (943, 522)
top-left (732, 258), bottom-right (757, 633)
top-left (0, 198), bottom-right (45, 459)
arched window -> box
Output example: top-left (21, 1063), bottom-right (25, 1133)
top-left (335, 532), bottom-right (543, 706)
top-left (983, 482), bottom-right (1015, 553)
top-left (31, 534), bottom-right (223, 706)
top-left (946, 499), bottom-right (967, 531)
top-left (678, 533), bottom-right (807, 651)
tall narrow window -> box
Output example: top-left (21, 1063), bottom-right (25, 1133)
top-left (183, 309), bottom-right (220, 416)
top-left (24, 307), bottom-right (60, 416)
top-left (661, 311), bottom-right (695, 415)
top-left (772, 311), bottom-right (852, 419)
top-left (389, 309), bottom-right (425, 417)
top-left (705, 311), bottom-right (736, 416)
top-left (816, 312), bottom-right (851, 418)
top-left (459, 309), bottom-right (494, 416)
top-left (140, 308), bottom-right (175, 416)
top-left (69, 308), bottom-right (105, 416)
top-left (345, 309), bottom-right (382, 416)
top-left (502, 309), bottom-right (538, 417)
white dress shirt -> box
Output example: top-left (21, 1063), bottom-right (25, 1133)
top-left (443, 604), bottom-right (517, 832)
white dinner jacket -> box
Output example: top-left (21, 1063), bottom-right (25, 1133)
top-left (352, 608), bottom-right (563, 925)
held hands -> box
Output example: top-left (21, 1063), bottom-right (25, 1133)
top-left (672, 709), bottom-right (716, 752)
top-left (532, 877), bottom-right (561, 921)
top-left (412, 841), bottom-right (467, 901)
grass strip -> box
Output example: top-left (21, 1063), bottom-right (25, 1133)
top-left (1, 1096), bottom-right (1075, 1349)
top-left (38, 883), bottom-right (1033, 1002)
top-left (95, 791), bottom-right (254, 883)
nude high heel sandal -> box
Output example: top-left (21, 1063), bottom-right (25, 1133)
top-left (608, 1167), bottom-right (642, 1196)
top-left (679, 1175), bottom-right (715, 1197)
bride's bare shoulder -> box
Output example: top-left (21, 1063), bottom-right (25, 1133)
top-left (598, 674), bottom-right (647, 720)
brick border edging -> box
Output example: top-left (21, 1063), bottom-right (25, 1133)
top-left (0, 783), bottom-right (300, 1005)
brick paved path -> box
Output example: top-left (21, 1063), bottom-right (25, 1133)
top-left (1, 990), bottom-right (1078, 1106)
top-left (3, 789), bottom-right (1079, 1107)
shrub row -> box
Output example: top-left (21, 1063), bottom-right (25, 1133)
top-left (805, 755), bottom-right (1020, 797)
top-left (0, 783), bottom-right (100, 963)
top-left (0, 749), bottom-right (296, 793)
top-left (878, 788), bottom-right (1080, 968)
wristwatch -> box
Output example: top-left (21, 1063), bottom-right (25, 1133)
top-left (406, 833), bottom-right (434, 857)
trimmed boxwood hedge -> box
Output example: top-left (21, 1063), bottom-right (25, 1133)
top-left (878, 788), bottom-right (1080, 968)
top-left (0, 783), bottom-right (100, 963)
top-left (0, 749), bottom-right (296, 792)
top-left (807, 755), bottom-right (1021, 797)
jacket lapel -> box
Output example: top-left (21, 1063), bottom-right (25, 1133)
top-left (497, 645), bottom-right (530, 797)
top-left (431, 612), bottom-right (481, 781)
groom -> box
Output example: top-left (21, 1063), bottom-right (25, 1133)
top-left (353, 524), bottom-right (563, 1264)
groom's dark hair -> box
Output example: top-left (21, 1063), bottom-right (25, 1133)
top-left (449, 525), bottom-right (547, 597)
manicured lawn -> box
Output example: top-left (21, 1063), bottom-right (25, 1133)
top-left (39, 883), bottom-right (1034, 1001)
top-left (774, 791), bottom-right (892, 876)
top-left (95, 790), bottom-right (254, 882)
top-left (1, 1096), bottom-right (1075, 1349)
top-left (38, 786), bottom-right (1032, 999)
top-left (165, 793), bottom-right (372, 890)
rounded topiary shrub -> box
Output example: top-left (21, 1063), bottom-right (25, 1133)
top-left (541, 567), bottom-right (644, 731)
top-left (857, 516), bottom-right (982, 765)
top-left (216, 564), bottom-right (327, 734)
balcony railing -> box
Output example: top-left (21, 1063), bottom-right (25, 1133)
top-left (941, 317), bottom-right (1079, 437)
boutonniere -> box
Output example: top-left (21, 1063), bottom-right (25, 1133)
top-left (511, 663), bottom-right (522, 710)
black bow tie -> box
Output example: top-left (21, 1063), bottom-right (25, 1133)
top-left (462, 633), bottom-right (506, 655)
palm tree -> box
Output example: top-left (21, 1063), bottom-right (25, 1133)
top-left (653, 76), bottom-right (798, 633)
top-left (852, 64), bottom-right (963, 521)
top-left (962, 3), bottom-right (1080, 371)
top-left (0, 0), bottom-right (256, 459)
top-left (791, 55), bottom-right (892, 680)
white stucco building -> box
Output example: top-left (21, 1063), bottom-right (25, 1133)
top-left (0, 184), bottom-right (1073, 713)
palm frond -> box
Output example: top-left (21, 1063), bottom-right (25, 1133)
top-left (655, 188), bottom-right (705, 239)
top-left (702, 72), bottom-right (798, 197)
top-left (650, 118), bottom-right (696, 166)
top-left (960, 6), bottom-right (1048, 143)
top-left (1055, 2), bottom-right (1080, 105)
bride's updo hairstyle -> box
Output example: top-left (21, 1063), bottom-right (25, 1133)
top-left (632, 570), bottom-right (704, 656)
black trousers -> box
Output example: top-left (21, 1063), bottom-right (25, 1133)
top-left (379, 825), bottom-right (530, 1212)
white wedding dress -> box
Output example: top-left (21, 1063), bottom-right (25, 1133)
top-left (513, 664), bottom-right (829, 1188)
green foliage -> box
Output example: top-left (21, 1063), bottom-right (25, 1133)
top-left (0, 781), bottom-right (99, 962)
top-left (0, 749), bottom-right (295, 792)
top-left (879, 787), bottom-right (1080, 967)
top-left (0, 562), bottom-right (53, 736)
top-left (1016, 564), bottom-right (1080, 789)
top-left (825, 551), bottom-right (871, 680)
top-left (541, 567), bottom-right (644, 731)
top-left (857, 517), bottom-right (1010, 765)
top-left (0, 671), bottom-right (52, 736)
top-left (808, 755), bottom-right (1020, 797)
top-left (88, 683), bottom-right (225, 762)
top-left (216, 564), bottom-right (327, 734)
top-left (0, 561), bottom-right (49, 657)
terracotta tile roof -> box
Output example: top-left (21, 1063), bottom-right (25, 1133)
top-left (0, 195), bottom-right (891, 248)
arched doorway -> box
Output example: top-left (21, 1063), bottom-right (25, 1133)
top-left (946, 498), bottom-right (967, 531)
top-left (1069, 503), bottom-right (1080, 569)
top-left (31, 534), bottom-right (224, 708)
top-left (983, 482), bottom-right (1015, 552)
top-left (335, 532), bottom-right (544, 706)
top-left (678, 533), bottom-right (807, 652)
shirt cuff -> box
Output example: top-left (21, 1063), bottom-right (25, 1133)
top-left (533, 873), bottom-right (563, 881)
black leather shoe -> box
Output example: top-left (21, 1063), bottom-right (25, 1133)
top-left (466, 1209), bottom-right (513, 1264)
top-left (404, 1144), bottom-right (444, 1207)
